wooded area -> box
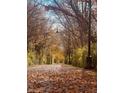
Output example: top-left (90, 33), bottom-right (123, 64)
top-left (27, 0), bottom-right (97, 70)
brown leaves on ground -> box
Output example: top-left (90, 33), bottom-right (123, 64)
top-left (27, 64), bottom-right (96, 93)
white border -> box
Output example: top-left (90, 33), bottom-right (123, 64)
top-left (98, 0), bottom-right (124, 93)
top-left (0, 0), bottom-right (27, 93)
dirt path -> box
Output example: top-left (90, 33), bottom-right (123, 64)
top-left (27, 64), bottom-right (96, 93)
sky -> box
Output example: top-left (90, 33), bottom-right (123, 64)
top-left (42, 0), bottom-right (54, 5)
top-left (41, 0), bottom-right (63, 30)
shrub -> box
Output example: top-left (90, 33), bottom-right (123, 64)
top-left (72, 46), bottom-right (87, 68)
top-left (72, 43), bottom-right (97, 69)
top-left (27, 50), bottom-right (36, 66)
